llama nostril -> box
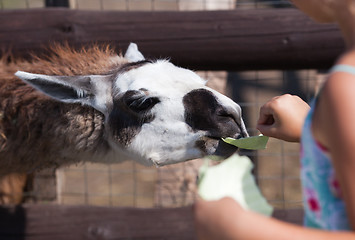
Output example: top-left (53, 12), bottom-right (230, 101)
top-left (216, 110), bottom-right (233, 120)
top-left (183, 88), bottom-right (247, 138)
top-left (216, 108), bottom-right (241, 128)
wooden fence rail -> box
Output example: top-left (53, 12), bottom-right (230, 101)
top-left (0, 204), bottom-right (303, 240)
top-left (0, 8), bottom-right (344, 70)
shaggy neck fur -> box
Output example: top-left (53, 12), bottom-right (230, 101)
top-left (0, 45), bottom-right (130, 174)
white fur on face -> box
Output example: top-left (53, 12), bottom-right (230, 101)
top-left (110, 60), bottom-right (245, 166)
top-left (115, 60), bottom-right (206, 96)
top-left (113, 61), bottom-right (205, 165)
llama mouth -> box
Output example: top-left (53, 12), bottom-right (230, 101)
top-left (204, 136), bottom-right (239, 157)
top-left (213, 138), bottom-right (238, 158)
top-left (206, 135), bottom-right (221, 141)
top-left (195, 136), bottom-right (239, 159)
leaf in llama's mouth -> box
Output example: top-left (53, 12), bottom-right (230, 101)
top-left (221, 134), bottom-right (269, 150)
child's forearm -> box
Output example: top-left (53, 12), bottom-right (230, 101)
top-left (233, 210), bottom-right (355, 240)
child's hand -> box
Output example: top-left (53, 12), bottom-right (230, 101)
top-left (194, 197), bottom-right (246, 240)
top-left (257, 94), bottom-right (310, 142)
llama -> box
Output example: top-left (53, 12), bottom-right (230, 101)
top-left (0, 43), bottom-right (247, 203)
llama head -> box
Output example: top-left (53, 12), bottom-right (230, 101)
top-left (15, 43), bottom-right (248, 166)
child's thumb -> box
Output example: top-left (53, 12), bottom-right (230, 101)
top-left (256, 123), bottom-right (274, 138)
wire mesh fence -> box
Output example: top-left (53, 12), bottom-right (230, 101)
top-left (1, 0), bottom-right (323, 211)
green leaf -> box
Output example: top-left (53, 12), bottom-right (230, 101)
top-left (222, 135), bottom-right (269, 150)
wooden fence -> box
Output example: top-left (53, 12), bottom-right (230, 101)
top-left (0, 204), bottom-right (303, 240)
top-left (0, 8), bottom-right (344, 70)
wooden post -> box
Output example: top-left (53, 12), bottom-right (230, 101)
top-left (0, 8), bottom-right (344, 70)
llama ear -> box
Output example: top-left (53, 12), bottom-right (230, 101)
top-left (15, 71), bottom-right (112, 114)
top-left (124, 43), bottom-right (145, 62)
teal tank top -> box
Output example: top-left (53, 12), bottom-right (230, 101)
top-left (300, 64), bottom-right (353, 230)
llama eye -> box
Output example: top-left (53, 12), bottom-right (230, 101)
top-left (126, 95), bottom-right (160, 113)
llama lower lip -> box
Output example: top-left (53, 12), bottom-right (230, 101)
top-left (206, 135), bottom-right (220, 140)
top-left (213, 139), bottom-right (238, 157)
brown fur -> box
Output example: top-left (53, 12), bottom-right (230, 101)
top-left (0, 44), bottom-right (132, 204)
top-left (0, 44), bottom-right (128, 175)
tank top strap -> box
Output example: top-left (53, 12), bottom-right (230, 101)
top-left (330, 64), bottom-right (355, 75)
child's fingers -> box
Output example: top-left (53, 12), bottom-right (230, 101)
top-left (257, 101), bottom-right (276, 126)
top-left (256, 122), bottom-right (276, 137)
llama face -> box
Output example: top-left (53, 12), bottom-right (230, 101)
top-left (111, 60), bottom-right (248, 166)
top-left (15, 44), bottom-right (248, 166)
